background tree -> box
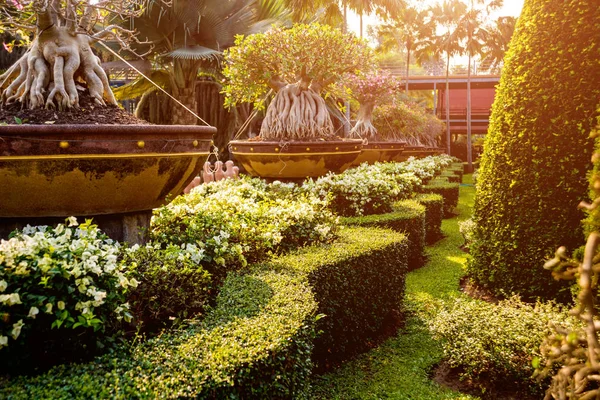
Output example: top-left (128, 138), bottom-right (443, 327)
top-left (466, 0), bottom-right (600, 301)
top-left (430, 0), bottom-right (468, 154)
top-left (0, 0), bottom-right (147, 110)
top-left (372, 6), bottom-right (436, 92)
top-left (222, 23), bottom-right (373, 140)
top-left (477, 16), bottom-right (516, 73)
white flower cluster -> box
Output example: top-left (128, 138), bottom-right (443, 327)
top-left (152, 176), bottom-right (338, 266)
top-left (306, 155), bottom-right (455, 216)
top-left (0, 219), bottom-right (136, 350)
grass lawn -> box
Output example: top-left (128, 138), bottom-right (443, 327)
top-left (311, 175), bottom-right (478, 400)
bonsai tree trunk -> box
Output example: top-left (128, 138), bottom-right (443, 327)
top-left (350, 100), bottom-right (377, 139)
top-left (260, 77), bottom-right (334, 140)
top-left (0, 8), bottom-right (118, 110)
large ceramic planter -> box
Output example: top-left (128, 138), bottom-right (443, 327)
top-left (350, 140), bottom-right (406, 167)
top-left (0, 124), bottom-right (215, 217)
top-left (229, 139), bottom-right (363, 179)
top-left (393, 145), bottom-right (429, 162)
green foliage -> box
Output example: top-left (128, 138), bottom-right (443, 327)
top-left (469, 0), bottom-right (600, 300)
top-left (420, 179), bottom-right (459, 217)
top-left (222, 23), bottom-right (373, 110)
top-left (583, 112), bottom-right (600, 236)
top-left (123, 244), bottom-right (213, 333)
top-left (458, 218), bottom-right (476, 250)
top-left (415, 193), bottom-right (444, 244)
top-left (0, 219), bottom-right (136, 373)
top-left (0, 227), bottom-right (407, 398)
top-left (373, 99), bottom-right (443, 145)
top-left (341, 200), bottom-right (425, 269)
top-left (429, 297), bottom-right (577, 395)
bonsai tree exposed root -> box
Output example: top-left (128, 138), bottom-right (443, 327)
top-left (260, 84), bottom-right (334, 140)
top-left (0, 27), bottom-right (117, 111)
top-left (350, 101), bottom-right (377, 140)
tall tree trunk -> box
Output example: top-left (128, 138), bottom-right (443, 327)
top-left (405, 46), bottom-right (411, 93)
top-left (466, 47), bottom-right (473, 172)
top-left (360, 13), bottom-right (363, 38)
top-left (343, 2), bottom-right (350, 137)
top-left (445, 51), bottom-right (451, 155)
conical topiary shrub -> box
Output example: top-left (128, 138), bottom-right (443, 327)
top-left (466, 0), bottom-right (600, 301)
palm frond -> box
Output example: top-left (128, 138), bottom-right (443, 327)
top-left (167, 46), bottom-right (222, 60)
top-left (112, 70), bottom-right (171, 100)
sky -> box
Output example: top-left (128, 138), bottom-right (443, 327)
top-left (346, 0), bottom-right (525, 38)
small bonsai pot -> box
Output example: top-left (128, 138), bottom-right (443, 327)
top-left (229, 138), bottom-right (363, 179)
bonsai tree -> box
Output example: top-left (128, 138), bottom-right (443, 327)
top-left (222, 23), bottom-right (374, 140)
top-left (373, 99), bottom-right (443, 146)
top-left (0, 0), bottom-right (146, 110)
top-left (346, 71), bottom-right (398, 140)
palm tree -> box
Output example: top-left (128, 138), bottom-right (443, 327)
top-left (346, 0), bottom-right (405, 37)
top-left (463, 0), bottom-right (502, 170)
top-left (378, 7), bottom-right (436, 92)
top-left (477, 16), bottom-right (516, 73)
top-left (115, 0), bottom-right (288, 125)
top-left (430, 0), bottom-right (468, 154)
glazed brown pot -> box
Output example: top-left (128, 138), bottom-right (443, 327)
top-left (0, 125), bottom-right (215, 217)
top-left (393, 145), bottom-right (430, 162)
top-left (229, 139), bottom-right (363, 179)
top-left (350, 140), bottom-right (407, 166)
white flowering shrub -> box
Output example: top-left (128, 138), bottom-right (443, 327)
top-left (0, 218), bottom-right (137, 372)
top-left (151, 177), bottom-right (338, 275)
top-left (305, 155), bottom-right (454, 216)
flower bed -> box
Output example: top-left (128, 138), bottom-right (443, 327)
top-left (0, 219), bottom-right (137, 373)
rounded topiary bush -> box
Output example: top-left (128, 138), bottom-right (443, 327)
top-left (467, 0), bottom-right (600, 300)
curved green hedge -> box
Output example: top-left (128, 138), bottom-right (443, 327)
top-left (421, 179), bottom-right (459, 217)
top-left (340, 200), bottom-right (425, 269)
top-left (416, 193), bottom-right (444, 244)
top-left (0, 227), bottom-right (408, 398)
top-left (468, 0), bottom-right (600, 300)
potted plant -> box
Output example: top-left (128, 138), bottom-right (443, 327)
top-left (0, 0), bottom-right (215, 243)
top-left (345, 71), bottom-right (407, 165)
top-left (373, 99), bottom-right (444, 161)
top-left (223, 23), bottom-right (371, 179)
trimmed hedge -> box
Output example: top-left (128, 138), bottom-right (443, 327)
top-left (340, 200), bottom-right (425, 269)
top-left (0, 227), bottom-right (408, 398)
top-left (415, 193), bottom-right (444, 244)
top-left (440, 171), bottom-right (461, 183)
top-left (420, 179), bottom-right (459, 217)
top-left (468, 0), bottom-right (600, 300)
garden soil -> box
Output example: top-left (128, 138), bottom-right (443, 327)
top-left (0, 90), bottom-right (148, 125)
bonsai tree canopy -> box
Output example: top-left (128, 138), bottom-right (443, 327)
top-left (0, 0), bottom-right (148, 110)
top-left (222, 23), bottom-right (374, 140)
